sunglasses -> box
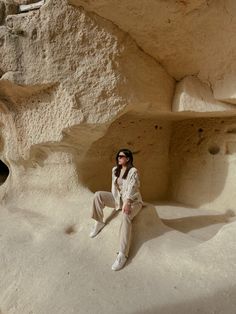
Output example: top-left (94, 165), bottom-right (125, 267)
top-left (118, 155), bottom-right (127, 158)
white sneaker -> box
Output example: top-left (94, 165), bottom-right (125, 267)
top-left (89, 221), bottom-right (105, 238)
top-left (111, 252), bottom-right (127, 271)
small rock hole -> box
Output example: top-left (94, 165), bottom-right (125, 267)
top-left (31, 29), bottom-right (37, 40)
top-left (65, 225), bottom-right (77, 235)
top-left (208, 144), bottom-right (220, 155)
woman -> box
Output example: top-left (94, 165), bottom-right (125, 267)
top-left (90, 148), bottom-right (143, 271)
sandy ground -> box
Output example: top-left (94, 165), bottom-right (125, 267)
top-left (0, 192), bottom-right (236, 314)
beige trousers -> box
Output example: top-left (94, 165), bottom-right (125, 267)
top-left (91, 191), bottom-right (142, 258)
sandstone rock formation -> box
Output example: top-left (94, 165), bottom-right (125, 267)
top-left (0, 0), bottom-right (236, 211)
top-left (0, 0), bottom-right (176, 204)
top-left (0, 1), bottom-right (236, 313)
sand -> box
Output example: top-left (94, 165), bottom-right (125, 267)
top-left (0, 192), bottom-right (235, 314)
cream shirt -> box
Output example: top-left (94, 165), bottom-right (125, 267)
top-left (116, 177), bottom-right (123, 191)
top-left (111, 166), bottom-right (143, 210)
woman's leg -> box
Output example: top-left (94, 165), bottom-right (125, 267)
top-left (118, 202), bottom-right (143, 258)
top-left (91, 191), bottom-right (116, 223)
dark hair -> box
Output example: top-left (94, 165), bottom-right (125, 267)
top-left (114, 148), bottom-right (134, 179)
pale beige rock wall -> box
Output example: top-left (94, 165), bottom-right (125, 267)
top-left (169, 116), bottom-right (236, 212)
top-left (68, 0), bottom-right (236, 93)
top-left (0, 0), bottom-right (174, 202)
top-left (1, 3), bottom-right (236, 312)
top-left (77, 112), bottom-right (172, 201)
top-left (173, 76), bottom-right (236, 113)
top-left (0, 0), bottom-right (236, 214)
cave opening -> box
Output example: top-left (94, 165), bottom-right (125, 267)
top-left (0, 160), bottom-right (9, 184)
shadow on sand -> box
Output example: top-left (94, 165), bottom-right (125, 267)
top-left (161, 208), bottom-right (235, 237)
top-left (102, 203), bottom-right (235, 264)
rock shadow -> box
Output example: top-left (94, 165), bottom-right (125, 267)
top-left (126, 203), bottom-right (170, 264)
top-left (162, 209), bottom-right (235, 240)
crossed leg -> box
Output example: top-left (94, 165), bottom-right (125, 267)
top-left (91, 191), bottom-right (116, 222)
top-left (91, 191), bottom-right (142, 258)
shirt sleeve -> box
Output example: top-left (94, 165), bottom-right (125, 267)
top-left (125, 170), bottom-right (140, 201)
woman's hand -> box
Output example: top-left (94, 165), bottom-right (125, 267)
top-left (122, 201), bottom-right (132, 215)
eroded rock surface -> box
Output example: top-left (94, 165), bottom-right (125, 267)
top-left (0, 0), bottom-right (174, 200)
top-left (0, 1), bottom-right (236, 314)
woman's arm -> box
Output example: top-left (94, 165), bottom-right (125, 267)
top-left (122, 170), bottom-right (140, 214)
top-left (125, 170), bottom-right (140, 201)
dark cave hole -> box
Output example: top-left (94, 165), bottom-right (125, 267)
top-left (0, 160), bottom-right (9, 184)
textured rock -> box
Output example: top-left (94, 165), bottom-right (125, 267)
top-left (0, 0), bottom-right (235, 210)
top-left (0, 2), bottom-right (6, 25)
top-left (0, 1), bottom-right (236, 314)
top-left (68, 0), bottom-right (236, 88)
top-left (169, 116), bottom-right (236, 212)
top-left (0, 0), bottom-right (174, 199)
top-left (213, 73), bottom-right (236, 104)
top-left (173, 76), bottom-right (236, 113)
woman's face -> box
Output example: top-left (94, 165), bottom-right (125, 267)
top-left (117, 151), bottom-right (129, 166)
